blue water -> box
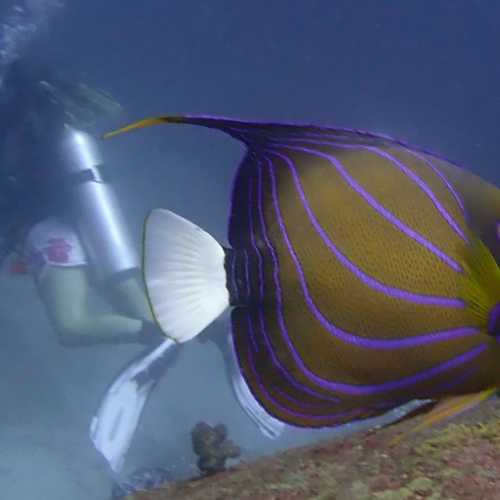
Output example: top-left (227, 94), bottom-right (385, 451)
top-left (0, 1), bottom-right (499, 498)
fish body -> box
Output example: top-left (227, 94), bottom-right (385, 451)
top-left (106, 116), bottom-right (500, 430)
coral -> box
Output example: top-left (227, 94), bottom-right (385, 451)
top-left (190, 421), bottom-right (241, 475)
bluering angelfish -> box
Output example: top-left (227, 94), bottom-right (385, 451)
top-left (106, 115), bottom-right (500, 432)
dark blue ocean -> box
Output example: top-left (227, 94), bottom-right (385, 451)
top-left (0, 1), bottom-right (498, 498)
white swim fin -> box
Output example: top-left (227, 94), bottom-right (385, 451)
top-left (90, 339), bottom-right (175, 473)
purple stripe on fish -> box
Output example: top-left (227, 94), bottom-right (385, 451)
top-left (266, 149), bottom-right (464, 309)
top-left (243, 249), bottom-right (251, 300)
top-left (488, 302), bottom-right (500, 335)
top-left (407, 150), bottom-right (466, 215)
top-left (375, 366), bottom-right (478, 410)
top-left (270, 385), bottom-right (336, 410)
top-left (268, 144), bottom-right (463, 273)
top-left (263, 157), bottom-right (486, 395)
top-left (225, 124), bottom-right (423, 151)
top-left (255, 163), bottom-right (340, 404)
top-left (171, 118), bottom-right (471, 199)
top-left (265, 155), bottom-right (477, 348)
top-left (248, 178), bottom-right (265, 302)
top-left (228, 124), bottom-right (467, 219)
top-left (222, 122), bottom-right (466, 173)
top-left (264, 137), bottom-right (467, 241)
top-left (365, 146), bottom-right (466, 241)
top-left (227, 154), bottom-right (249, 247)
top-left (257, 305), bottom-right (339, 404)
top-left (246, 305), bottom-right (259, 353)
top-left (230, 251), bottom-right (239, 304)
top-left (242, 311), bottom-right (368, 423)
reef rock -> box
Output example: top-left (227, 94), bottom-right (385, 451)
top-left (128, 397), bottom-right (500, 499)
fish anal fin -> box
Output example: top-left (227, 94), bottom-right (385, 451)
top-left (390, 387), bottom-right (497, 446)
top-left (384, 400), bottom-right (438, 429)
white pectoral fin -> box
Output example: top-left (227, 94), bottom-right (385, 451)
top-left (143, 209), bottom-right (230, 343)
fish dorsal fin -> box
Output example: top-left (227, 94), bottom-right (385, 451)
top-left (103, 114), bottom-right (412, 151)
top-left (462, 235), bottom-right (500, 333)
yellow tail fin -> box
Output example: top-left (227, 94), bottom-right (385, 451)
top-left (461, 236), bottom-right (500, 330)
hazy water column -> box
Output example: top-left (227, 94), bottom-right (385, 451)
top-left (0, 0), bottom-right (63, 82)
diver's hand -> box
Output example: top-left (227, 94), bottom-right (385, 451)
top-left (138, 321), bottom-right (164, 347)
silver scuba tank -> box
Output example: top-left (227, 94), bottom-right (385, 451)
top-left (58, 125), bottom-right (139, 283)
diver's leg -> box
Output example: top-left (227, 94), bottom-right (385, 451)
top-left (38, 266), bottom-right (146, 347)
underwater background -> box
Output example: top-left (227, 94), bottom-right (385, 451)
top-left (0, 1), bottom-right (499, 499)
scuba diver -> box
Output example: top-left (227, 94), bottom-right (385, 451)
top-left (0, 57), bottom-right (283, 485)
top-left (0, 57), bottom-right (160, 347)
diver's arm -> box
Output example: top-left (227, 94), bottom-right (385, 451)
top-left (105, 272), bottom-right (154, 323)
top-left (38, 266), bottom-right (158, 347)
